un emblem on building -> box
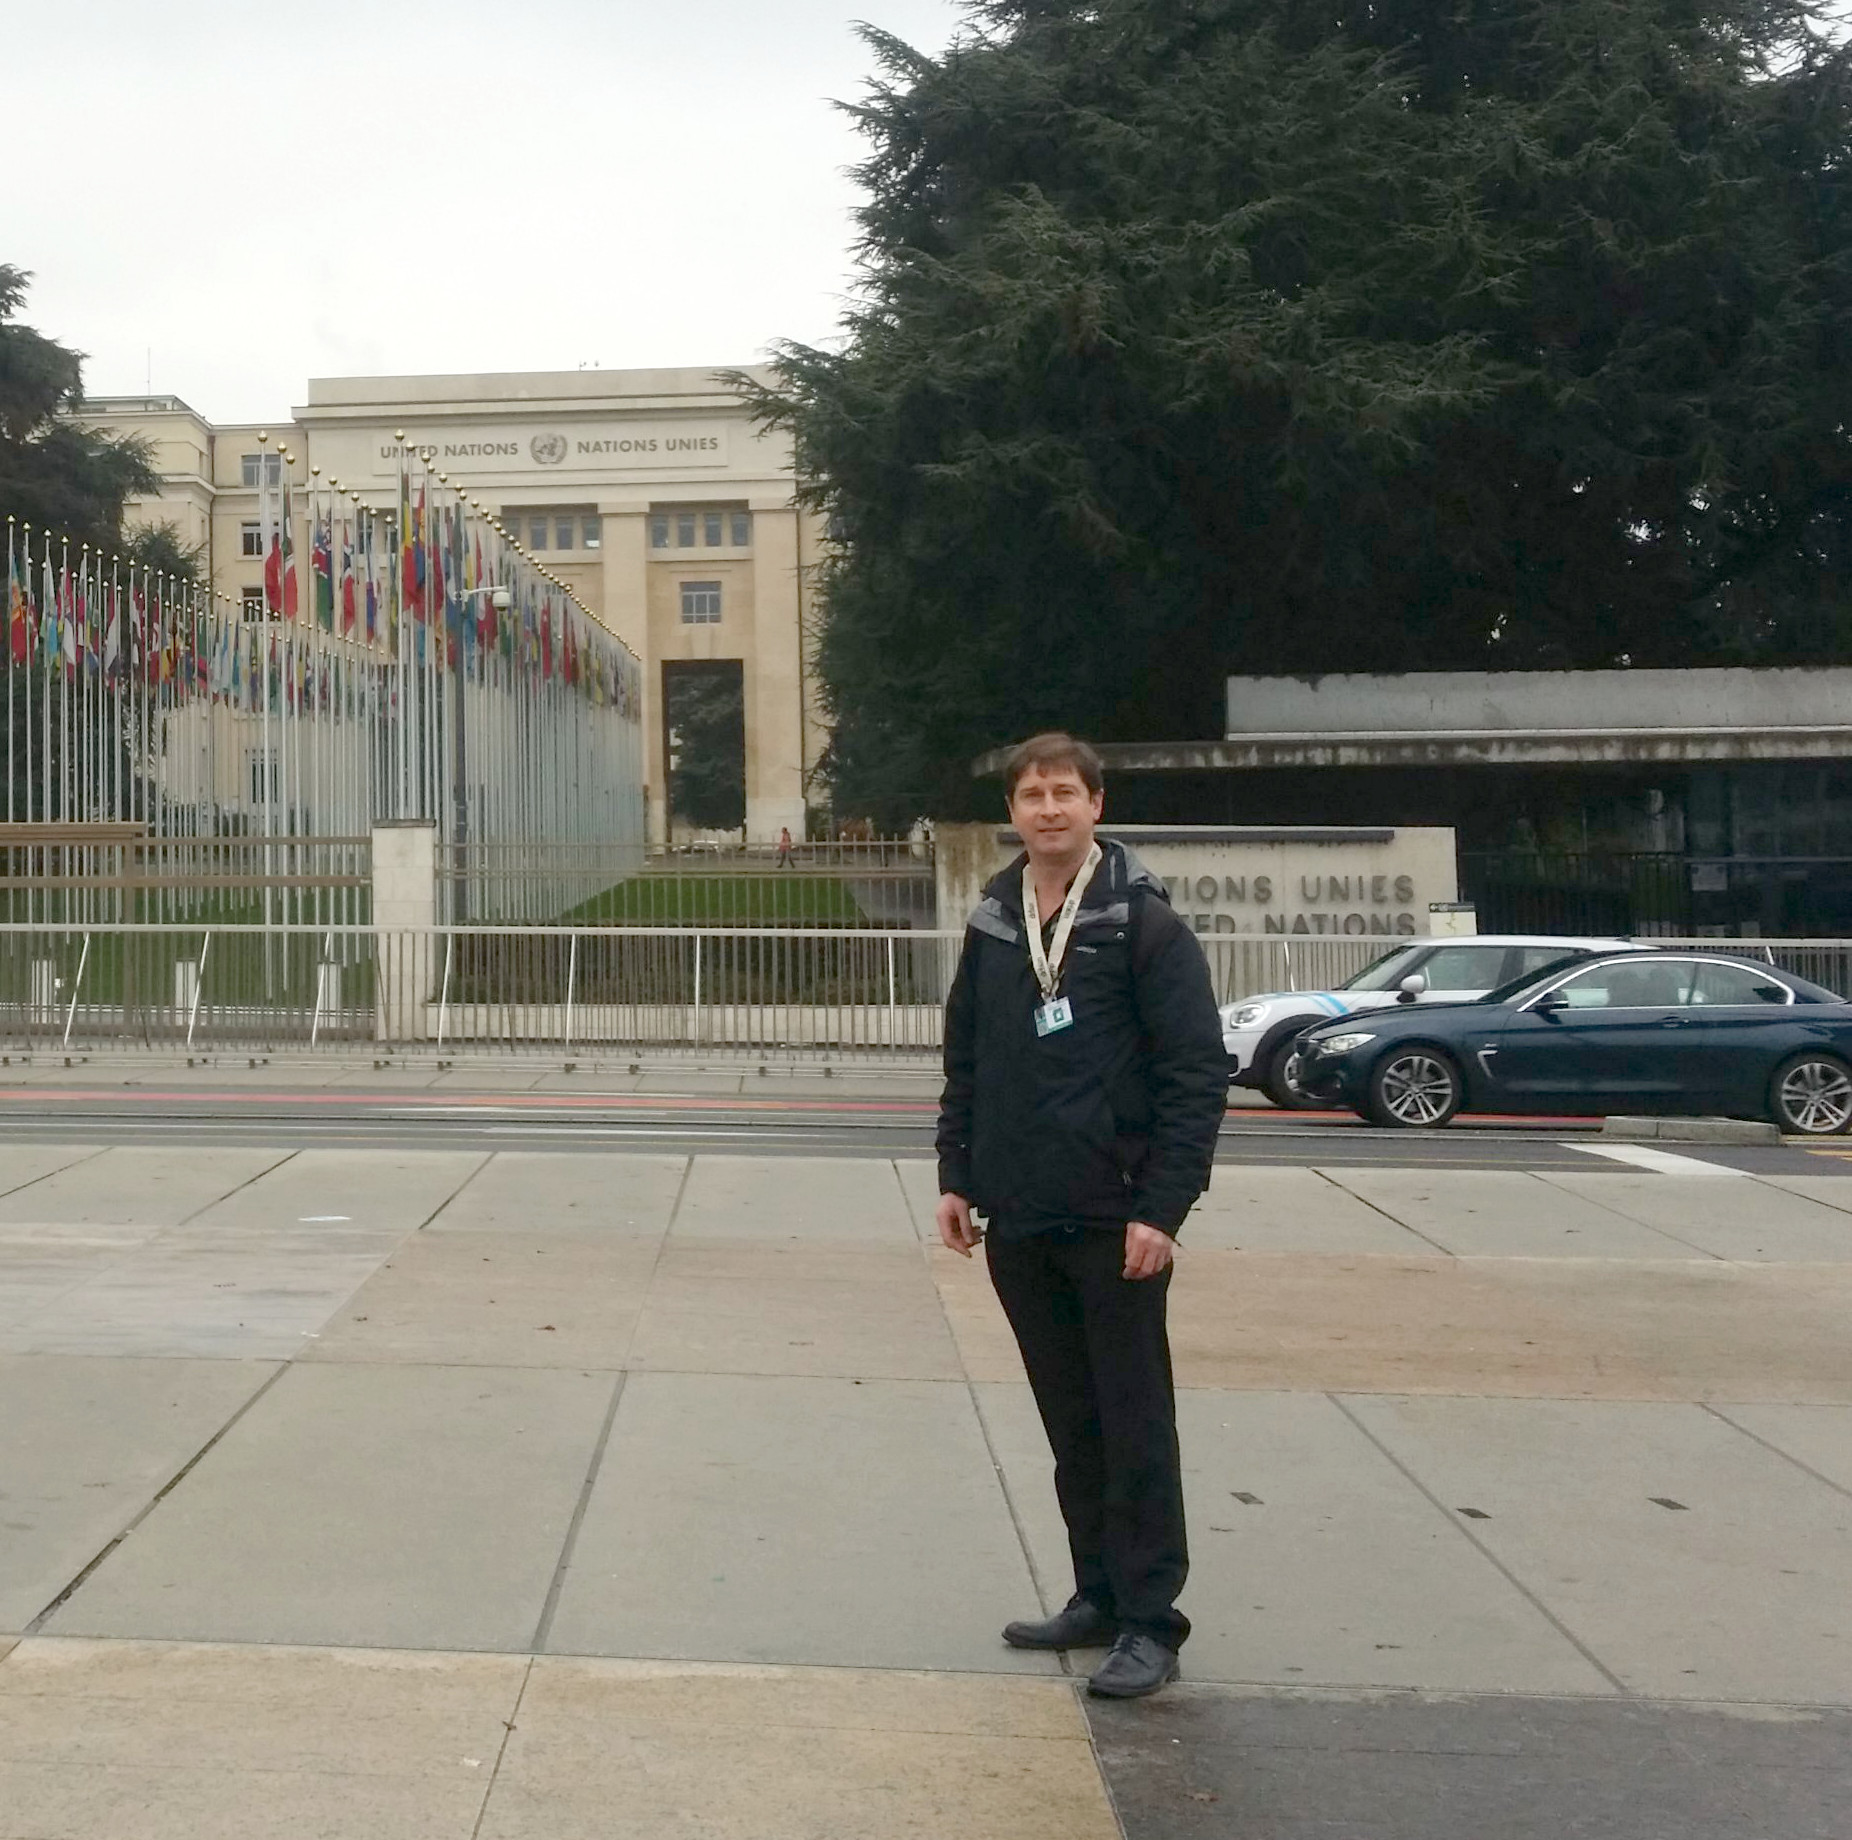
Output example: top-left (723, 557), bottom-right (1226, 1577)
top-left (530, 432), bottom-right (568, 466)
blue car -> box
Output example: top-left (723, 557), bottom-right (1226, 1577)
top-left (1295, 948), bottom-right (1852, 1135)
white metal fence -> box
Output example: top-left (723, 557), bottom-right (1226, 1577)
top-left (5, 926), bottom-right (1839, 1061)
top-left (0, 924), bottom-right (1391, 1058)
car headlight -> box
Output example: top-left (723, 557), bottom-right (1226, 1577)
top-left (1313, 1031), bottom-right (1377, 1056)
top-left (1225, 1002), bottom-right (1271, 1029)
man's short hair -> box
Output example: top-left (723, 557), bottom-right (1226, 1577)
top-left (1003, 732), bottom-right (1105, 800)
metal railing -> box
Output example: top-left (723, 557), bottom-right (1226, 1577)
top-left (0, 827), bottom-right (371, 929)
top-left (0, 924), bottom-right (1394, 1059)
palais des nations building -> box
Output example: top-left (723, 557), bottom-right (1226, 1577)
top-left (73, 369), bottom-right (824, 847)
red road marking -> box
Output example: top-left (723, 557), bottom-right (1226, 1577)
top-left (0, 1087), bottom-right (936, 1115)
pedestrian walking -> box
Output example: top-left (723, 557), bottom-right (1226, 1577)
top-left (936, 732), bottom-right (1227, 1698)
top-left (776, 824), bottom-right (794, 868)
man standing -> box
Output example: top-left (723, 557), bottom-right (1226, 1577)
top-left (936, 733), bottom-right (1227, 1698)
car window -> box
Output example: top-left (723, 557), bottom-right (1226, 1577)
top-left (1690, 961), bottom-right (1792, 1006)
top-left (1340, 946), bottom-right (1426, 992)
top-left (1418, 945), bottom-right (1517, 991)
top-left (1548, 959), bottom-right (1694, 1009)
top-left (1509, 945), bottom-right (1586, 982)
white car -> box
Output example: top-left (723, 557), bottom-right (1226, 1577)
top-left (1223, 935), bottom-right (1633, 1108)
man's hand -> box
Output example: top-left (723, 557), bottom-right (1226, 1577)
top-left (1124, 1222), bottom-right (1177, 1280)
top-left (937, 1192), bottom-right (982, 1257)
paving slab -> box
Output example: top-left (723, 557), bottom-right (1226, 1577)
top-left (0, 1147), bottom-right (287, 1227)
top-left (304, 1230), bottom-right (660, 1367)
top-left (1346, 1395), bottom-right (1852, 1703)
top-left (429, 1067), bottom-right (553, 1089)
top-left (1183, 1165), bottom-right (1439, 1253)
top-left (1318, 1167), bottom-right (1706, 1258)
top-left (544, 1371), bottom-right (1057, 1672)
top-left (670, 1153), bottom-right (913, 1242)
top-left (0, 1144), bottom-right (105, 1199)
top-left (0, 1356), bottom-right (275, 1630)
top-left (181, 1148), bottom-right (487, 1235)
top-left (0, 1232), bottom-right (397, 1359)
top-left (938, 1245), bottom-right (1852, 1400)
top-left (1710, 1403), bottom-right (1852, 1495)
top-left (627, 1241), bottom-right (958, 1379)
top-left (0, 1637), bottom-right (522, 1840)
top-left (46, 1363), bottom-right (613, 1652)
top-left (632, 1072), bottom-right (746, 1095)
top-left (425, 1150), bottom-right (685, 1235)
top-left (1753, 1172), bottom-right (1852, 1216)
top-left (0, 1222), bottom-right (161, 1330)
top-left (1087, 1685), bottom-right (1852, 1840)
top-left (1167, 1251), bottom-right (1852, 1400)
top-left (478, 1658), bottom-right (1113, 1840)
top-left (976, 1383), bottom-right (1609, 1694)
top-left (1538, 1171), bottom-right (1852, 1262)
top-left (891, 1155), bottom-right (942, 1239)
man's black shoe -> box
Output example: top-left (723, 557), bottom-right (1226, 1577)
top-left (1087, 1633), bottom-right (1180, 1698)
top-left (1002, 1597), bottom-right (1119, 1650)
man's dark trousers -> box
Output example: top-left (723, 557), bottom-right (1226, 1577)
top-left (987, 1221), bottom-right (1189, 1648)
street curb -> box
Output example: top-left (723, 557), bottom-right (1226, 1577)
top-left (1602, 1115), bottom-right (1782, 1146)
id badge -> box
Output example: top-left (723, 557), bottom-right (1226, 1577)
top-left (1034, 996), bottom-right (1075, 1037)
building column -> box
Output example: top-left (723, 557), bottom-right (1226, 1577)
top-left (747, 504), bottom-right (806, 844)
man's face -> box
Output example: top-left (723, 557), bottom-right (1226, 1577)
top-left (1008, 763), bottom-right (1104, 865)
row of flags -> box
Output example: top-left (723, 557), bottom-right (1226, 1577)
top-left (240, 448), bottom-right (644, 717)
top-left (5, 542), bottom-right (197, 688)
top-left (5, 504), bottom-right (643, 722)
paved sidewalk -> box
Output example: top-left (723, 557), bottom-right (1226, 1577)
top-left (1, 1140), bottom-right (1849, 1836)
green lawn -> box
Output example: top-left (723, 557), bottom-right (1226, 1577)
top-left (559, 872), bottom-right (869, 926)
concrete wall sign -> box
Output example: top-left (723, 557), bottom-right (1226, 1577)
top-left (365, 422), bottom-right (732, 475)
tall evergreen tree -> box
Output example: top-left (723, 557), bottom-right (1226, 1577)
top-left (0, 265), bottom-right (155, 552)
top-left (741, 0), bottom-right (1852, 824)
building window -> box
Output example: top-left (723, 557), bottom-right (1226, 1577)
top-left (554, 517), bottom-right (574, 551)
top-left (529, 517), bottom-right (548, 550)
top-left (240, 522), bottom-right (263, 557)
top-left (240, 453), bottom-right (282, 489)
top-left (650, 516), bottom-right (669, 549)
top-left (582, 517), bottom-right (601, 550)
top-left (240, 586), bottom-right (266, 621)
top-left (704, 511), bottom-right (723, 547)
top-left (677, 513), bottom-right (696, 548)
top-left (680, 581), bottom-right (722, 624)
top-left (730, 511), bottom-right (751, 547)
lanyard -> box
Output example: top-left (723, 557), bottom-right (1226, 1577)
top-left (1023, 842), bottom-right (1102, 1002)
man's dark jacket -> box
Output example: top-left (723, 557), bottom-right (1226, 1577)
top-left (936, 838), bottom-right (1227, 1237)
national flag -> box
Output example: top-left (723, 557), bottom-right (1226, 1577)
top-left (61, 569), bottom-right (78, 676)
top-left (104, 580), bottom-right (123, 679)
top-left (6, 545), bottom-right (27, 666)
top-left (411, 487), bottom-right (427, 622)
top-left (340, 522), bottom-right (356, 636)
top-left (280, 470), bottom-right (297, 620)
top-left (312, 515), bottom-right (335, 630)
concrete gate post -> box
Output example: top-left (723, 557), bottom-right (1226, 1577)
top-left (372, 821), bottom-right (437, 1045)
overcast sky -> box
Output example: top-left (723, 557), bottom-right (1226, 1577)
top-left (15, 2), bottom-right (1848, 426)
top-left (10, 1), bottom-right (969, 423)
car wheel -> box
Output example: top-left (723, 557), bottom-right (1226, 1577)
top-left (1261, 1034), bottom-right (1324, 1110)
top-left (1365, 1047), bottom-right (1463, 1129)
top-left (1769, 1052), bottom-right (1852, 1136)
